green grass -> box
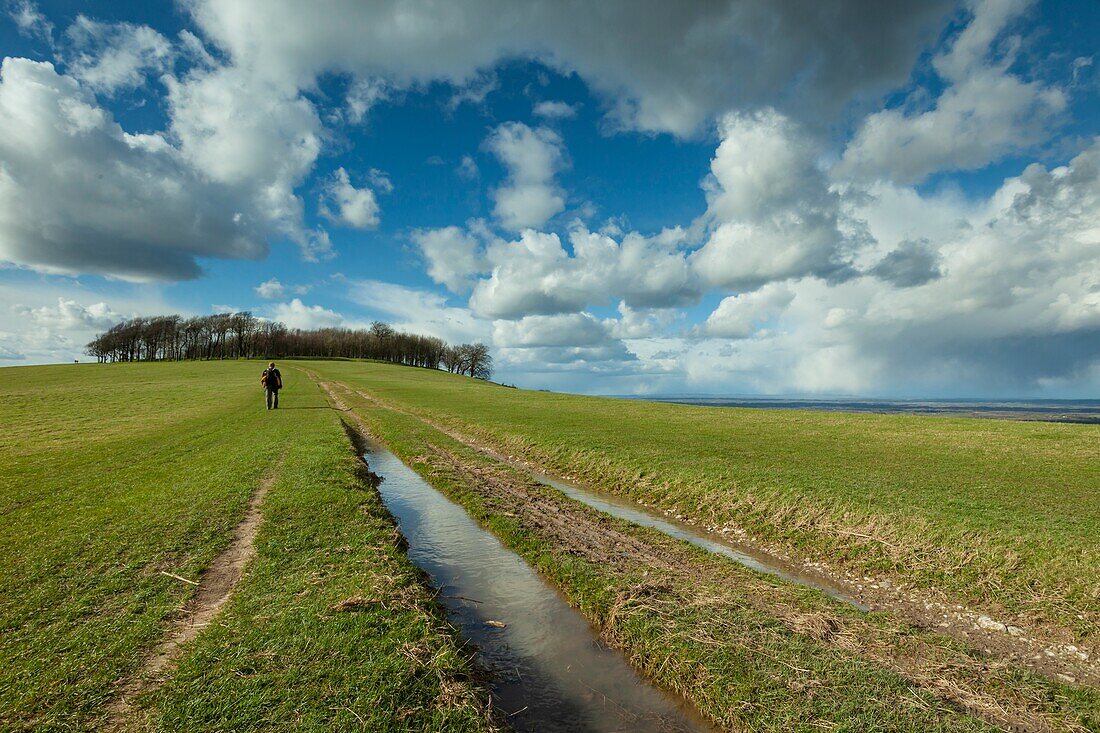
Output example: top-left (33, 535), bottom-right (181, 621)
top-left (5, 358), bottom-right (1096, 731)
top-left (303, 361), bottom-right (1100, 642)
top-left (0, 362), bottom-right (494, 732)
top-left (338, 383), bottom-right (1100, 733)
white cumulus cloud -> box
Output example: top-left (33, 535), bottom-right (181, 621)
top-left (64, 16), bottom-right (173, 94)
top-left (270, 298), bottom-right (343, 330)
top-left (164, 63), bottom-right (326, 260)
top-left (418, 223), bottom-right (697, 320)
top-left (486, 122), bottom-right (567, 231)
top-left (412, 226), bottom-right (486, 293)
top-left (700, 283), bottom-right (796, 338)
top-left (838, 0), bottom-right (1067, 184)
top-left (494, 312), bottom-right (636, 367)
top-left (0, 58), bottom-right (270, 280)
top-left (16, 297), bottom-right (123, 331)
top-left (320, 167), bottom-right (385, 229)
top-left (0, 281), bottom-right (176, 365)
top-left (689, 137), bottom-right (1100, 394)
top-left (254, 278), bottom-right (286, 299)
top-left (691, 109), bottom-right (855, 290)
top-left (494, 312), bottom-right (613, 348)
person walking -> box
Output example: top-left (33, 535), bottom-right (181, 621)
top-left (261, 362), bottom-right (283, 410)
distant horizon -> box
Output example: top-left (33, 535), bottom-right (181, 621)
top-left (621, 394), bottom-right (1100, 424)
top-left (619, 394), bottom-right (1100, 404)
top-left (3, 358), bottom-right (1099, 404)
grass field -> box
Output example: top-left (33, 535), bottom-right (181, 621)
top-left (3, 358), bottom-right (1097, 732)
top-left (0, 362), bottom-right (494, 732)
top-left (319, 372), bottom-right (1100, 733)
top-left (304, 361), bottom-right (1100, 645)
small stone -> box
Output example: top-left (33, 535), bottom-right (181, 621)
top-left (976, 615), bottom-right (1007, 633)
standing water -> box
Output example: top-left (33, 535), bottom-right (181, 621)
top-left (448, 432), bottom-right (867, 610)
top-left (365, 444), bottom-right (714, 733)
top-left (527, 470), bottom-right (867, 610)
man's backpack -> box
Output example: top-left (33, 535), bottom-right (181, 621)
top-left (262, 368), bottom-right (280, 389)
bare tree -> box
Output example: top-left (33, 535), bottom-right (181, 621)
top-left (86, 314), bottom-right (485, 377)
top-left (440, 345), bottom-right (461, 373)
top-left (465, 342), bottom-right (493, 380)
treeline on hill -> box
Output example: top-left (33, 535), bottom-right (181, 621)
top-left (85, 313), bottom-right (493, 379)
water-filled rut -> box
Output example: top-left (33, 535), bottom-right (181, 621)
top-left (525, 470), bottom-right (866, 609)
top-left (365, 443), bottom-right (714, 733)
top-left (331, 378), bottom-right (861, 609)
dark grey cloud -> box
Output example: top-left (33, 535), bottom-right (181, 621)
top-left (870, 239), bottom-right (943, 287)
top-left (859, 325), bottom-right (1100, 395)
top-left (188, 0), bottom-right (956, 136)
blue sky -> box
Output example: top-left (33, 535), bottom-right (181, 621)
top-left (1, 0), bottom-right (1098, 397)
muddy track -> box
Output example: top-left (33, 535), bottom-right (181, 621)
top-left (102, 462), bottom-right (281, 731)
top-left (310, 375), bottom-right (1097, 733)
top-left (307, 373), bottom-right (1097, 690)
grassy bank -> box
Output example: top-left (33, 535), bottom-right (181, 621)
top-left (304, 361), bottom-right (1100, 644)
top-left (331, 382), bottom-right (1099, 733)
top-left (0, 362), bottom-right (494, 731)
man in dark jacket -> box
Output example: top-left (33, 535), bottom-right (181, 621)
top-left (261, 362), bottom-right (282, 409)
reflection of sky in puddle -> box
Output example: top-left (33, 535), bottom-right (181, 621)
top-left (366, 445), bottom-right (713, 733)
top-left (530, 471), bottom-right (866, 610)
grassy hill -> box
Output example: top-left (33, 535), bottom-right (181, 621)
top-left (308, 361), bottom-right (1099, 732)
top-left (306, 360), bottom-right (1099, 644)
top-left (3, 359), bottom-right (1097, 732)
top-left (0, 362), bottom-right (493, 732)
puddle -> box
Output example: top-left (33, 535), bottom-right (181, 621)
top-left (524, 469), bottom-right (866, 610)
top-left (365, 444), bottom-right (715, 733)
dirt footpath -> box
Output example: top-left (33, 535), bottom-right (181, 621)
top-left (103, 460), bottom-right (282, 731)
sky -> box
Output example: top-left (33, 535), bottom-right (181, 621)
top-left (0, 0), bottom-right (1098, 397)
